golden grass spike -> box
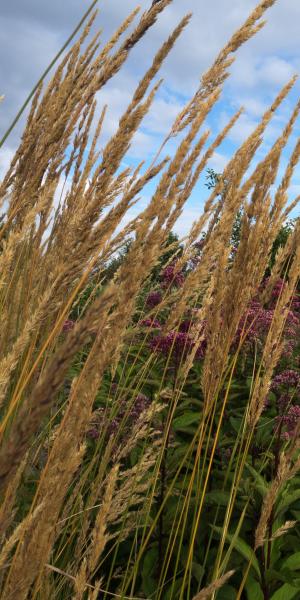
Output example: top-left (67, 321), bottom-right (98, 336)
top-left (192, 570), bottom-right (235, 599)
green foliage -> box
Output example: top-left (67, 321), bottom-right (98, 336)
top-left (270, 584), bottom-right (300, 600)
top-left (268, 219), bottom-right (296, 271)
top-left (102, 238), bottom-right (132, 283)
top-left (206, 168), bottom-right (297, 270)
top-left (149, 231), bottom-right (183, 283)
top-left (60, 225), bottom-right (300, 599)
top-left (13, 180), bottom-right (299, 599)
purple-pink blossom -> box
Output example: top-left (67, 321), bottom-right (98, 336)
top-left (87, 392), bottom-right (151, 442)
top-left (236, 301), bottom-right (274, 343)
top-left (161, 264), bottom-right (184, 289)
top-left (194, 239), bottom-right (205, 251)
top-left (87, 428), bottom-right (100, 440)
top-left (62, 319), bottom-right (75, 332)
top-left (179, 319), bottom-right (193, 333)
top-left (263, 278), bottom-right (300, 312)
top-left (236, 293), bottom-right (300, 348)
top-left (150, 330), bottom-right (206, 360)
top-left (277, 393), bottom-right (291, 413)
top-left (150, 331), bottom-right (193, 356)
top-left (146, 291), bottom-right (162, 308)
top-left (271, 370), bottom-right (300, 390)
top-left (276, 404), bottom-right (300, 439)
top-left (140, 318), bottom-right (162, 329)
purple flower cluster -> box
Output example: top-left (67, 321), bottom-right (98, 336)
top-left (161, 264), bottom-right (185, 289)
top-left (276, 405), bottom-right (300, 440)
top-left (282, 340), bottom-right (295, 359)
top-left (62, 319), bottom-right (75, 332)
top-left (237, 301), bottom-right (274, 343)
top-left (132, 393), bottom-right (151, 417)
top-left (285, 310), bottom-right (300, 337)
top-left (140, 318), bottom-right (162, 329)
top-left (194, 240), bottom-right (205, 251)
top-left (293, 299), bottom-right (300, 311)
top-left (87, 428), bottom-right (100, 440)
top-left (87, 393), bottom-right (151, 441)
top-left (270, 278), bottom-right (286, 300)
top-left (146, 291), bottom-right (162, 308)
top-left (263, 278), bottom-right (300, 312)
top-left (263, 395), bottom-right (271, 410)
top-left (179, 319), bottom-right (193, 333)
top-left (111, 382), bottom-right (118, 395)
top-left (277, 393), bottom-right (291, 413)
top-left (150, 331), bottom-right (193, 355)
top-left (189, 240), bottom-right (205, 268)
top-left (150, 330), bottom-right (206, 361)
top-left (236, 292), bottom-right (300, 349)
top-left (271, 370), bottom-right (300, 390)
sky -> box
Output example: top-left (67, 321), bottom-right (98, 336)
top-left (1, 0), bottom-right (300, 236)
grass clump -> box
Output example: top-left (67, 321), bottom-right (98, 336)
top-left (0, 1), bottom-right (299, 598)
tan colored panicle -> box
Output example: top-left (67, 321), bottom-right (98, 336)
top-left (255, 452), bottom-right (289, 549)
top-left (0, 501), bottom-right (44, 571)
top-left (248, 227), bottom-right (300, 429)
top-left (0, 2), bottom-right (296, 597)
top-left (2, 443), bottom-right (86, 600)
top-left (129, 13), bottom-right (191, 111)
top-left (87, 464), bottom-right (119, 575)
top-left (0, 453), bottom-right (28, 541)
top-left (73, 558), bottom-right (88, 600)
top-left (192, 570), bottom-right (235, 599)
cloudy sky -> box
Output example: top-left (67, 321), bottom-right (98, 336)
top-left (1, 0), bottom-right (300, 235)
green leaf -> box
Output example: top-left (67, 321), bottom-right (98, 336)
top-left (276, 489), bottom-right (300, 516)
top-left (282, 553), bottom-right (300, 571)
top-left (270, 583), bottom-right (300, 600)
top-left (291, 510), bottom-right (300, 521)
top-left (173, 413), bottom-right (199, 430)
top-left (266, 568), bottom-right (296, 586)
top-left (205, 490), bottom-right (231, 507)
top-left (255, 417), bottom-right (274, 445)
top-left (245, 463), bottom-right (268, 498)
top-left (245, 576), bottom-right (264, 600)
top-left (142, 546), bottom-right (158, 597)
top-left (216, 585), bottom-right (237, 599)
top-left (229, 417), bottom-right (242, 434)
top-left (164, 578), bottom-right (184, 600)
top-left (191, 562), bottom-right (204, 582)
top-left (211, 526), bottom-right (260, 576)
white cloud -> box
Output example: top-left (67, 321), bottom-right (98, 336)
top-left (0, 147), bottom-right (14, 181)
top-left (96, 82), bottom-right (185, 160)
top-left (129, 130), bottom-right (157, 159)
top-left (173, 207), bottom-right (200, 238)
top-left (232, 96), bottom-right (267, 118)
top-left (143, 95), bottom-right (184, 136)
top-left (230, 54), bottom-right (296, 92)
top-left (1, 0), bottom-right (300, 231)
top-left (224, 112), bottom-right (258, 145)
top-left (2, 0), bottom-right (300, 153)
top-left (288, 184), bottom-right (300, 199)
top-left (111, 195), bottom-right (201, 240)
top-left (258, 57), bottom-right (295, 87)
top-left (208, 151), bottom-right (229, 172)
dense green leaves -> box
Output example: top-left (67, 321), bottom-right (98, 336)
top-left (270, 583), bottom-right (300, 600)
top-left (211, 526), bottom-right (261, 576)
top-left (56, 214), bottom-right (300, 599)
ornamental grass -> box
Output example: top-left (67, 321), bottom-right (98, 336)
top-left (0, 1), bottom-right (299, 598)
